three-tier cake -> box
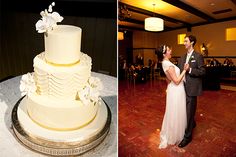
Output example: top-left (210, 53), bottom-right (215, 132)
top-left (11, 2), bottom-right (111, 156)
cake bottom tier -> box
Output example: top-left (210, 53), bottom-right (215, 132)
top-left (11, 96), bottom-right (111, 156)
top-left (26, 93), bottom-right (99, 130)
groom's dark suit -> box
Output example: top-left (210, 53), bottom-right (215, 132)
top-left (178, 51), bottom-right (205, 141)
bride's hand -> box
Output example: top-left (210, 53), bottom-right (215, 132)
top-left (184, 64), bottom-right (190, 71)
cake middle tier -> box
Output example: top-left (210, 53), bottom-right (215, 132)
top-left (34, 52), bottom-right (91, 100)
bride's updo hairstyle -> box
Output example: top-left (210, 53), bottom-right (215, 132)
top-left (156, 45), bottom-right (167, 61)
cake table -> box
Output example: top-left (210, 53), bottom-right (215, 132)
top-left (0, 72), bottom-right (117, 157)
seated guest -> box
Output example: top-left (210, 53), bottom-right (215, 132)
top-left (229, 59), bottom-right (234, 66)
top-left (224, 57), bottom-right (230, 66)
top-left (136, 54), bottom-right (144, 66)
top-left (205, 59), bottom-right (211, 66)
top-left (148, 59), bottom-right (152, 68)
top-left (135, 65), bottom-right (146, 83)
top-left (128, 65), bottom-right (136, 80)
top-left (210, 58), bottom-right (220, 66)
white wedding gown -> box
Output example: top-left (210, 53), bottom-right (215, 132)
top-left (159, 60), bottom-right (187, 149)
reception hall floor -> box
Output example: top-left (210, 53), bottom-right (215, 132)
top-left (118, 78), bottom-right (236, 157)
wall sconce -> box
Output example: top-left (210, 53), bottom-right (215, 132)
top-left (201, 43), bottom-right (208, 56)
top-left (177, 34), bottom-right (186, 45)
top-left (118, 32), bottom-right (124, 40)
top-left (226, 27), bottom-right (236, 41)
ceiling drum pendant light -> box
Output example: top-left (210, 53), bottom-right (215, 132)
top-left (145, 17), bottom-right (164, 31)
top-left (145, 4), bottom-right (164, 31)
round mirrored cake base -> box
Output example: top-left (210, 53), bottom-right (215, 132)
top-left (11, 96), bottom-right (111, 156)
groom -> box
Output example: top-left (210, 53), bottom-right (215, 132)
top-left (178, 35), bottom-right (205, 147)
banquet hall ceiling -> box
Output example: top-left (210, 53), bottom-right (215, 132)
top-left (119, 0), bottom-right (236, 32)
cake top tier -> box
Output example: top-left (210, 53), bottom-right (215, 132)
top-left (44, 25), bottom-right (82, 65)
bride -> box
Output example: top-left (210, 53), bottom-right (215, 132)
top-left (157, 45), bottom-right (188, 149)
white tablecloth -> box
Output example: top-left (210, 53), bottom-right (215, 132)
top-left (0, 72), bottom-right (117, 157)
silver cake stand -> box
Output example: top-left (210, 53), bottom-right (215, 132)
top-left (11, 96), bottom-right (112, 156)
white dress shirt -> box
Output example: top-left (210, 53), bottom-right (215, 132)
top-left (185, 49), bottom-right (194, 76)
top-left (185, 49), bottom-right (194, 63)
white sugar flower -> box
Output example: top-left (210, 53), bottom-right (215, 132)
top-left (88, 77), bottom-right (103, 90)
top-left (36, 15), bottom-right (57, 33)
top-left (48, 5), bottom-right (53, 13)
top-left (19, 73), bottom-right (37, 96)
top-left (90, 88), bottom-right (100, 102)
top-left (78, 77), bottom-right (103, 106)
top-left (35, 2), bottom-right (63, 34)
top-left (51, 12), bottom-right (63, 22)
top-left (40, 11), bottom-right (46, 17)
top-left (45, 15), bottom-right (58, 28)
top-left (78, 86), bottom-right (91, 105)
top-left (36, 19), bottom-right (48, 33)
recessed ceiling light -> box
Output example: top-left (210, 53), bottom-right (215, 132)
top-left (210, 3), bottom-right (215, 6)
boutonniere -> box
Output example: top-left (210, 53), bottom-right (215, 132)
top-left (189, 55), bottom-right (194, 62)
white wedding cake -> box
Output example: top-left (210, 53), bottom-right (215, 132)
top-left (19, 3), bottom-right (103, 130)
top-left (12, 3), bottom-right (110, 156)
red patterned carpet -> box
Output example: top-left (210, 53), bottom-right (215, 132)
top-left (118, 79), bottom-right (236, 157)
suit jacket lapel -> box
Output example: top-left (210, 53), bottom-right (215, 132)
top-left (180, 54), bottom-right (187, 71)
top-left (183, 54), bottom-right (187, 61)
top-left (183, 54), bottom-right (187, 65)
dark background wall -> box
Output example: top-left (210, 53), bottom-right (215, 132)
top-left (0, 0), bottom-right (117, 81)
top-left (118, 31), bottom-right (133, 64)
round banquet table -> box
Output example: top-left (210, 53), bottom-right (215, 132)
top-left (0, 72), bottom-right (117, 157)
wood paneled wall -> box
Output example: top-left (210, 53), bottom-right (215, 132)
top-left (129, 20), bottom-right (236, 66)
top-left (132, 20), bottom-right (236, 57)
top-left (0, 10), bottom-right (117, 81)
